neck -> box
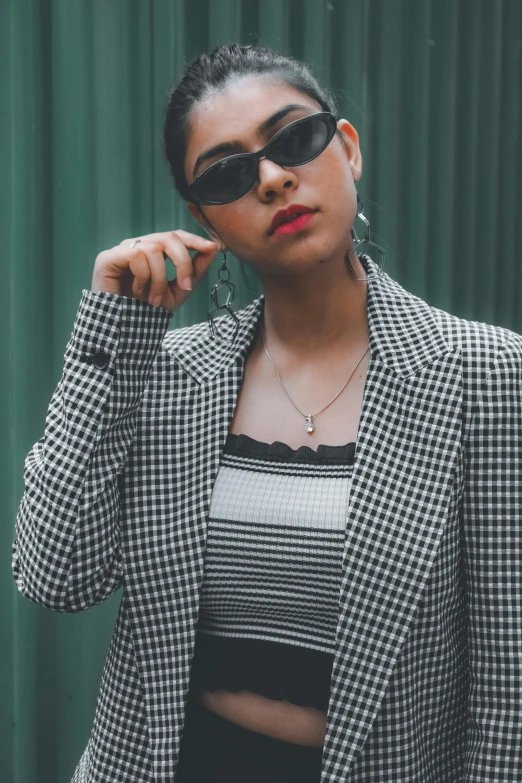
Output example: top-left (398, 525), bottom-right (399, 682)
top-left (256, 252), bottom-right (369, 363)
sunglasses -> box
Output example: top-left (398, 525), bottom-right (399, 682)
top-left (187, 111), bottom-right (338, 206)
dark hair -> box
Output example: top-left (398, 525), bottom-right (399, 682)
top-left (162, 42), bottom-right (344, 204)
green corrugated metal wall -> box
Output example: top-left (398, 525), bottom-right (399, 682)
top-left (2, 1), bottom-right (521, 780)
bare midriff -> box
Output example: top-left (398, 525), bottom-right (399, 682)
top-left (200, 689), bottom-right (327, 747)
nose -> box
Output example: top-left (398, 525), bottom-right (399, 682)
top-left (257, 155), bottom-right (297, 196)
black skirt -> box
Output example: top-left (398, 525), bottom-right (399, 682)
top-left (176, 690), bottom-right (324, 783)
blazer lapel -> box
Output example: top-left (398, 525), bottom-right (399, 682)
top-left (128, 254), bottom-right (463, 781)
top-left (317, 258), bottom-right (463, 779)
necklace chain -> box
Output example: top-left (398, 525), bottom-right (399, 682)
top-left (260, 318), bottom-right (370, 434)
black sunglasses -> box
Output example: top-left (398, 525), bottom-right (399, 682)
top-left (187, 111), bottom-right (338, 206)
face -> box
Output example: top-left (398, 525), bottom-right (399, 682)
top-left (185, 75), bottom-right (363, 281)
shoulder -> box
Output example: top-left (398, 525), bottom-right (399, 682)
top-left (162, 318), bottom-right (210, 355)
top-left (428, 302), bottom-right (522, 388)
top-left (160, 295), bottom-right (262, 358)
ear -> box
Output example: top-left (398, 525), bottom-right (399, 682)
top-left (336, 120), bottom-right (362, 181)
top-left (187, 202), bottom-right (222, 244)
top-left (187, 201), bottom-right (207, 231)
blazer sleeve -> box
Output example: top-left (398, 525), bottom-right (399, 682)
top-left (461, 333), bottom-right (522, 781)
top-left (11, 290), bottom-right (174, 613)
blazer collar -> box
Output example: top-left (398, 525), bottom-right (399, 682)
top-left (170, 254), bottom-right (452, 382)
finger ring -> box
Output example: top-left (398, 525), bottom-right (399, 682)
top-left (130, 239), bottom-right (142, 248)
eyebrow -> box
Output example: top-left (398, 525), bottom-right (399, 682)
top-left (192, 103), bottom-right (313, 179)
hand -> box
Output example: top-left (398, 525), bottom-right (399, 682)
top-left (91, 230), bottom-right (219, 312)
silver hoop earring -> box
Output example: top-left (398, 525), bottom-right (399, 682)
top-left (207, 249), bottom-right (240, 343)
top-left (347, 192), bottom-right (387, 280)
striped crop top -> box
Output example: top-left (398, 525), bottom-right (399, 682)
top-left (187, 431), bottom-right (356, 713)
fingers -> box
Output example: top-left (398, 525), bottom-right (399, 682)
top-left (122, 231), bottom-right (218, 307)
top-left (126, 242), bottom-right (166, 304)
top-left (164, 230), bottom-right (219, 290)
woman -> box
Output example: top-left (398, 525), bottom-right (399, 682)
top-left (12, 43), bottom-right (522, 783)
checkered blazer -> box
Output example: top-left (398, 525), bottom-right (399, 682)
top-left (12, 254), bottom-right (522, 782)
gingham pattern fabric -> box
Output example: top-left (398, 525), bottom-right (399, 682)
top-left (12, 254), bottom-right (522, 782)
top-left (190, 432), bottom-right (355, 711)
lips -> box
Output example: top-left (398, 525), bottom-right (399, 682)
top-left (269, 204), bottom-right (317, 233)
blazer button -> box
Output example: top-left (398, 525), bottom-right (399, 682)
top-left (91, 351), bottom-right (110, 369)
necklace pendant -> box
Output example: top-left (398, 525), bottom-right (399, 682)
top-left (305, 415), bottom-right (315, 434)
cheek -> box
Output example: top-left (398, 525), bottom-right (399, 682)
top-left (216, 208), bottom-right (260, 254)
top-left (324, 152), bottom-right (351, 186)
top-left (305, 153), bottom-right (352, 202)
top-left (219, 206), bottom-right (251, 238)
top-left (205, 207), bottom-right (245, 240)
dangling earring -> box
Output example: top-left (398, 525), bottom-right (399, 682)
top-left (207, 249), bottom-right (240, 343)
top-left (347, 192), bottom-right (387, 280)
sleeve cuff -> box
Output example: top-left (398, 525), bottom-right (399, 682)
top-left (71, 289), bottom-right (174, 361)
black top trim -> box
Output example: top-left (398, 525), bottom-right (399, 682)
top-left (224, 432), bottom-right (356, 464)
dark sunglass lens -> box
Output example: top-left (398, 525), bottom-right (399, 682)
top-left (270, 116), bottom-right (331, 165)
top-left (196, 156), bottom-right (256, 203)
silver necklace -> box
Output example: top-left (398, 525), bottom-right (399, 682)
top-left (260, 318), bottom-right (370, 434)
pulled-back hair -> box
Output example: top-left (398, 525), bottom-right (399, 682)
top-left (162, 43), bottom-right (343, 204)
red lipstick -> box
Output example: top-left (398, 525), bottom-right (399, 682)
top-left (269, 204), bottom-right (317, 234)
top-left (272, 211), bottom-right (317, 235)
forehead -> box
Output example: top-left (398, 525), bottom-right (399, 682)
top-left (184, 76), bottom-right (321, 178)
